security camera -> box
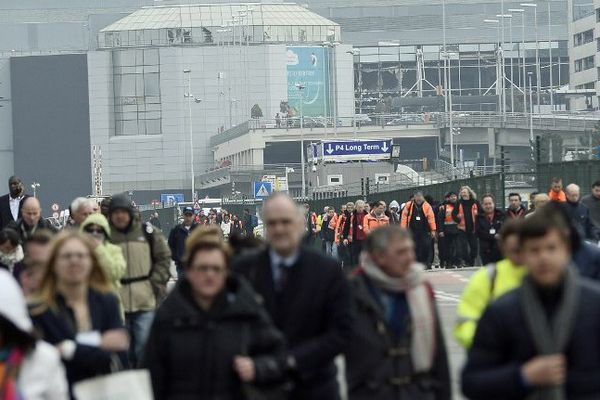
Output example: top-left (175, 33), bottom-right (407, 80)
top-left (311, 165), bottom-right (317, 172)
top-left (194, 98), bottom-right (202, 104)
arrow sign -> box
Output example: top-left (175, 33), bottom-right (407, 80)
top-left (320, 139), bottom-right (393, 161)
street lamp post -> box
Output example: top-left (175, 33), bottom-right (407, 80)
top-left (484, 19), bottom-right (503, 115)
top-left (521, 3), bottom-right (540, 111)
top-left (442, 0), bottom-right (455, 167)
top-left (498, 14), bottom-right (514, 112)
top-left (296, 83), bottom-right (307, 199)
top-left (183, 69), bottom-right (202, 202)
top-left (547, 1), bottom-right (554, 110)
top-left (31, 182), bottom-right (40, 198)
top-left (528, 71), bottom-right (534, 147)
top-left (509, 8), bottom-right (526, 113)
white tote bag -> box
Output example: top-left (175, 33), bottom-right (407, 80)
top-left (73, 369), bottom-right (154, 400)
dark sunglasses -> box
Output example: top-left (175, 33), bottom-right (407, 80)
top-left (85, 227), bottom-right (105, 235)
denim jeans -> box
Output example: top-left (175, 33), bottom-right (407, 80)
top-left (325, 241), bottom-right (338, 259)
top-left (125, 311), bottom-right (155, 367)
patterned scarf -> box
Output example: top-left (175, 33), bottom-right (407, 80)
top-left (0, 349), bottom-right (24, 400)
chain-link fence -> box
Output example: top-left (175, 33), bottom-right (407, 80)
top-left (308, 173), bottom-right (504, 212)
top-left (536, 161), bottom-right (600, 192)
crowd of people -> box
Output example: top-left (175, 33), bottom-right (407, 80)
top-left (1, 173), bottom-right (600, 399)
top-left (306, 177), bottom-right (600, 270)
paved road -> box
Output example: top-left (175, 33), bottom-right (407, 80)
top-left (427, 267), bottom-right (477, 400)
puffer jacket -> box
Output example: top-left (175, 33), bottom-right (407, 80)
top-left (81, 213), bottom-right (126, 292)
top-left (109, 197), bottom-right (172, 313)
top-left (143, 274), bottom-right (287, 400)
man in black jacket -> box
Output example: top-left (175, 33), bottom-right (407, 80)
top-left (7, 197), bottom-right (56, 244)
top-left (346, 226), bottom-right (451, 400)
top-left (462, 207), bottom-right (600, 400)
top-left (564, 183), bottom-right (599, 242)
top-left (233, 193), bottom-right (353, 400)
top-left (168, 207), bottom-right (198, 279)
top-left (0, 176), bottom-right (28, 229)
top-left (476, 194), bottom-right (505, 265)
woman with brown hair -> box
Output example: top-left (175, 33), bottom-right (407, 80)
top-left (143, 226), bottom-right (287, 400)
top-left (29, 232), bottom-right (129, 391)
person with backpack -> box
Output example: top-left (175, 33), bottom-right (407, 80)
top-left (108, 194), bottom-right (172, 366)
top-left (345, 226), bottom-right (451, 400)
top-left (454, 220), bottom-right (525, 349)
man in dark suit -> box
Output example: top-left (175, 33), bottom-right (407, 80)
top-left (0, 176), bottom-right (28, 229)
top-left (233, 193), bottom-right (353, 400)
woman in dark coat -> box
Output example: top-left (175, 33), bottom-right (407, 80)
top-left (29, 232), bottom-right (129, 392)
top-left (143, 226), bottom-right (286, 400)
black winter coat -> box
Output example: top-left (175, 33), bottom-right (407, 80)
top-left (345, 273), bottom-right (451, 400)
top-left (232, 247), bottom-right (354, 400)
top-left (475, 210), bottom-right (505, 265)
top-left (167, 223), bottom-right (199, 266)
top-left (564, 201), bottom-right (599, 242)
top-left (143, 274), bottom-right (286, 400)
top-left (462, 279), bottom-right (600, 400)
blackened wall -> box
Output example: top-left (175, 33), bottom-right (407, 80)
top-left (11, 54), bottom-right (91, 215)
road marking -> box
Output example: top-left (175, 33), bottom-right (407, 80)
top-left (435, 290), bottom-right (461, 304)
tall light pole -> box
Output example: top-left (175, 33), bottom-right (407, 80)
top-left (485, 19), bottom-right (504, 115)
top-left (442, 0), bottom-right (454, 167)
top-left (547, 1), bottom-right (554, 110)
top-left (31, 183), bottom-right (40, 198)
top-left (521, 3), bottom-right (540, 111)
top-left (498, 14), bottom-right (514, 112)
top-left (296, 83), bottom-right (307, 199)
top-left (322, 41), bottom-right (340, 136)
top-left (509, 8), bottom-right (526, 113)
top-left (183, 69), bottom-right (202, 202)
top-left (528, 71), bottom-right (534, 146)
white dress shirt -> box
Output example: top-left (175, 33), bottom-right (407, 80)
top-left (9, 195), bottom-right (23, 222)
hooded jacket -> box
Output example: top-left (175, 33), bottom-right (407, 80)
top-left (108, 195), bottom-right (172, 313)
top-left (0, 270), bottom-right (68, 400)
top-left (81, 213), bottom-right (126, 292)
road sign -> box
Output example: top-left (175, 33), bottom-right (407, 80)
top-left (320, 139), bottom-right (393, 161)
top-left (254, 181), bottom-right (273, 200)
top-left (51, 203), bottom-right (60, 212)
top-left (160, 193), bottom-right (185, 204)
top-left (276, 177), bottom-right (289, 192)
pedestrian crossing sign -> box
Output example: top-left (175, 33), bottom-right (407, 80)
top-left (253, 181), bottom-right (273, 199)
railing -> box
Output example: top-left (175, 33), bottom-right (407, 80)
top-left (436, 112), bottom-right (600, 132)
top-left (211, 111), bottom-right (600, 147)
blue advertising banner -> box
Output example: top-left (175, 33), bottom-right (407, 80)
top-left (286, 47), bottom-right (330, 117)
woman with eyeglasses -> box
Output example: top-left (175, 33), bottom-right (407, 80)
top-left (80, 213), bottom-right (126, 292)
top-left (143, 226), bottom-right (287, 400)
top-left (29, 232), bottom-right (129, 392)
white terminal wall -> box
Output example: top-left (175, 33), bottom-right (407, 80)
top-left (88, 44), bottom-right (292, 195)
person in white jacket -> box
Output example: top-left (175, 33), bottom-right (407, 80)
top-left (0, 269), bottom-right (68, 400)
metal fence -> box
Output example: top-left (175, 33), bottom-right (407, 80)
top-left (140, 206), bottom-right (179, 234)
top-left (537, 160), bottom-right (600, 192)
top-left (308, 173), bottom-right (504, 212)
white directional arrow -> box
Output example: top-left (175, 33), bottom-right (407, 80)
top-left (381, 141), bottom-right (390, 152)
top-left (326, 143), bottom-right (334, 155)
